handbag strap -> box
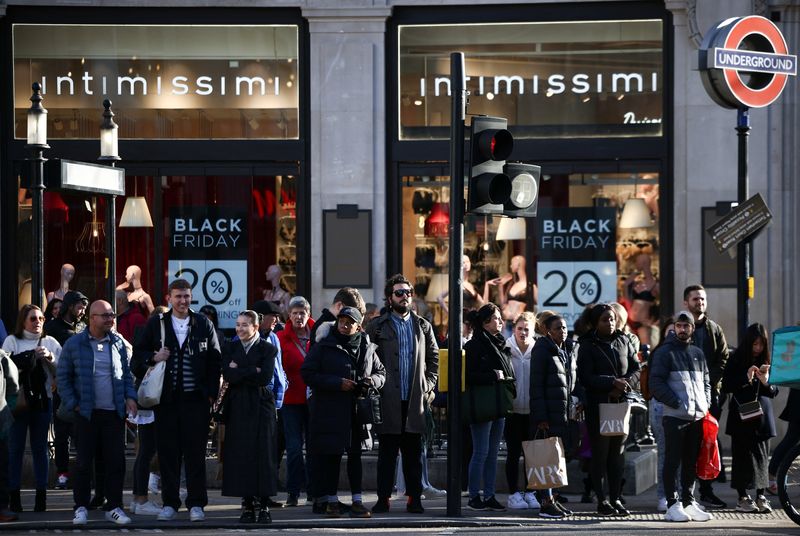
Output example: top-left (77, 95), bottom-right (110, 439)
top-left (594, 342), bottom-right (621, 378)
top-left (733, 380), bottom-right (760, 406)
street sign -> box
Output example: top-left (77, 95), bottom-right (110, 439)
top-left (44, 158), bottom-right (125, 195)
top-left (706, 193), bottom-right (773, 254)
top-left (699, 15), bottom-right (797, 109)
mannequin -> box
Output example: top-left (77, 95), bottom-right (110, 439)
top-left (262, 264), bottom-right (291, 317)
top-left (485, 255), bottom-right (535, 321)
top-left (47, 263), bottom-right (75, 302)
top-left (116, 265), bottom-right (155, 315)
top-left (437, 255), bottom-right (485, 314)
top-left (625, 253), bottom-right (659, 345)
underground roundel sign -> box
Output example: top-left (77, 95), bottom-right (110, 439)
top-left (699, 15), bottom-right (796, 109)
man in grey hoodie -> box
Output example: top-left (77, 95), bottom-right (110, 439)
top-left (649, 311), bottom-right (712, 523)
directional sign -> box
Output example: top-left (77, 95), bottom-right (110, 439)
top-left (699, 15), bottom-right (797, 108)
top-left (706, 193), bottom-right (773, 254)
top-left (44, 159), bottom-right (125, 195)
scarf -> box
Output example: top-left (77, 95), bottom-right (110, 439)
top-left (334, 329), bottom-right (362, 359)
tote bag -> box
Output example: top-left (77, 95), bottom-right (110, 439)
top-left (771, 326), bottom-right (800, 388)
top-left (137, 318), bottom-right (166, 408)
top-left (598, 400), bottom-right (631, 436)
top-left (522, 435), bottom-right (569, 490)
top-left (461, 380), bottom-right (514, 424)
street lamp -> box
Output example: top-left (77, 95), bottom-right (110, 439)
top-left (26, 82), bottom-right (49, 309)
top-left (99, 99), bottom-right (121, 304)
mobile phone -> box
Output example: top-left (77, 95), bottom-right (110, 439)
top-left (760, 364), bottom-right (771, 373)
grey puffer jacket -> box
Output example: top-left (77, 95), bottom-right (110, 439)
top-left (649, 333), bottom-right (710, 422)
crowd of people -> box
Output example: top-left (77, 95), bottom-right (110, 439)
top-left (0, 276), bottom-right (797, 526)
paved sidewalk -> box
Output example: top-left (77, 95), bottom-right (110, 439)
top-left (1, 483), bottom-right (795, 531)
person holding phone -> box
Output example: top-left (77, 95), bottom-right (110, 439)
top-left (721, 323), bottom-right (778, 514)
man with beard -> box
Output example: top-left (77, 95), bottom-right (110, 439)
top-left (683, 285), bottom-right (729, 508)
top-left (649, 311), bottom-right (712, 523)
top-left (366, 274), bottom-right (438, 514)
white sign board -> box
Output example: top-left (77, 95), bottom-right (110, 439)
top-left (167, 260), bottom-right (247, 329)
top-left (537, 261), bottom-right (617, 328)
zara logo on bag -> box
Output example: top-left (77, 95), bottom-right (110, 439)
top-left (600, 419), bottom-right (626, 434)
top-left (527, 464), bottom-right (564, 486)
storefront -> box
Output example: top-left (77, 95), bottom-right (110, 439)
top-left (388, 3), bottom-right (673, 342)
top-left (1, 7), bottom-right (308, 328)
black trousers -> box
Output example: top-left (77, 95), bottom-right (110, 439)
top-left (133, 422), bottom-right (157, 496)
top-left (0, 437), bottom-right (8, 510)
top-left (74, 410), bottom-right (125, 509)
top-left (504, 413), bottom-right (534, 494)
top-left (377, 402), bottom-right (423, 500)
top-left (663, 416), bottom-right (703, 506)
top-left (588, 427), bottom-right (625, 503)
top-left (53, 393), bottom-right (74, 474)
top-left (154, 392), bottom-right (210, 510)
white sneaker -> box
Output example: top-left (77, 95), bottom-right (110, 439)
top-left (133, 500), bottom-right (162, 515)
top-left (148, 473), bottom-right (161, 494)
top-left (157, 506), bottom-right (177, 521)
top-left (105, 507), bottom-right (132, 525)
top-left (507, 492), bottom-right (528, 509)
top-left (657, 497), bottom-right (668, 512)
top-left (189, 506), bottom-right (205, 522)
top-left (684, 501), bottom-right (713, 521)
top-left (523, 491), bottom-right (541, 510)
top-left (73, 506), bottom-right (89, 525)
top-left (423, 486), bottom-right (447, 497)
top-left (665, 502), bottom-right (690, 522)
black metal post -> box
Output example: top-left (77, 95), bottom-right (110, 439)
top-left (446, 52), bottom-right (466, 518)
top-left (29, 148), bottom-right (46, 308)
top-left (106, 192), bottom-right (116, 305)
top-left (736, 107), bottom-right (750, 339)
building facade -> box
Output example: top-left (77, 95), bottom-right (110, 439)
top-left (0, 0), bottom-right (797, 345)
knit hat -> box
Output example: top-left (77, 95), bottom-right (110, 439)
top-left (675, 310), bottom-right (695, 326)
top-left (63, 290), bottom-right (89, 308)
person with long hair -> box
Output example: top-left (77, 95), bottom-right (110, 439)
top-left (464, 303), bottom-right (515, 512)
top-left (721, 322), bottom-right (778, 514)
top-left (221, 311), bottom-right (278, 524)
top-left (2, 305), bottom-right (61, 513)
top-left (576, 303), bottom-right (640, 517)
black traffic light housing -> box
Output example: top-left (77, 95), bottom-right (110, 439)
top-left (467, 116), bottom-right (513, 214)
top-left (503, 162), bottom-right (541, 218)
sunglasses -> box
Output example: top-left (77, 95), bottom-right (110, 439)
top-left (92, 313), bottom-right (117, 320)
top-left (393, 289), bottom-right (414, 298)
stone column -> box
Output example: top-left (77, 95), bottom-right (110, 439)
top-left (304, 3), bottom-right (391, 313)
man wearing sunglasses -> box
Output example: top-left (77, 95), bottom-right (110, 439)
top-left (366, 274), bottom-right (439, 515)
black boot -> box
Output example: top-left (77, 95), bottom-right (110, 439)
top-left (9, 490), bottom-right (21, 513)
top-left (34, 489), bottom-right (46, 512)
top-left (581, 478), bottom-right (594, 504)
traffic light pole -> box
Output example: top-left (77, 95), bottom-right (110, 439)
top-left (446, 51), bottom-right (466, 518)
top-left (736, 107), bottom-right (750, 340)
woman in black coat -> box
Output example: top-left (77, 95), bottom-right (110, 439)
top-left (301, 307), bottom-right (386, 518)
top-left (530, 314), bottom-right (580, 518)
top-left (464, 303), bottom-right (516, 512)
top-left (721, 322), bottom-right (778, 514)
top-left (221, 311), bottom-right (278, 524)
top-left (576, 303), bottom-right (640, 517)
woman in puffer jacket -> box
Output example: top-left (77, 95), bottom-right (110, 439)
top-left (503, 312), bottom-right (539, 511)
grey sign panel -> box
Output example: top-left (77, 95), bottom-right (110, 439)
top-left (706, 193), bottom-right (773, 254)
top-left (45, 159), bottom-right (125, 196)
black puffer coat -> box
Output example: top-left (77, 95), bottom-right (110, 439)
top-left (530, 335), bottom-right (579, 437)
top-left (577, 330), bottom-right (640, 426)
top-left (221, 337), bottom-right (278, 498)
top-left (301, 326), bottom-right (386, 455)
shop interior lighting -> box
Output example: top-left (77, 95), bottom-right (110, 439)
top-left (425, 273), bottom-right (449, 302)
top-left (618, 198), bottom-right (651, 228)
top-left (120, 178), bottom-right (154, 228)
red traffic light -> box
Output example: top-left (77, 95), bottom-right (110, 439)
top-left (476, 128), bottom-right (513, 162)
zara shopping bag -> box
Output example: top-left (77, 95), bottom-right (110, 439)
top-left (598, 400), bottom-right (632, 436)
top-left (522, 435), bottom-right (569, 490)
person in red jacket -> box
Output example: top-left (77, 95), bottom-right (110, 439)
top-left (276, 296), bottom-right (315, 507)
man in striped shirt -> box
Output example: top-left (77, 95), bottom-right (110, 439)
top-left (367, 274), bottom-right (439, 515)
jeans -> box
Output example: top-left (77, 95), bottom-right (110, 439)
top-left (469, 417), bottom-right (505, 499)
top-left (650, 400), bottom-right (679, 501)
top-left (281, 404), bottom-right (309, 496)
top-left (769, 419), bottom-right (800, 476)
top-left (663, 416), bottom-right (702, 506)
top-left (8, 401), bottom-right (52, 490)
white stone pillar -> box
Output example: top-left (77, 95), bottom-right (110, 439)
top-left (304, 4), bottom-right (391, 315)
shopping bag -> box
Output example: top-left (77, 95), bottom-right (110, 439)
top-left (696, 413), bottom-right (721, 480)
top-left (137, 361), bottom-right (165, 408)
top-left (598, 401), bottom-right (631, 436)
top-left (771, 326), bottom-right (800, 388)
top-left (522, 435), bottom-right (569, 490)
top-left (461, 380), bottom-right (514, 424)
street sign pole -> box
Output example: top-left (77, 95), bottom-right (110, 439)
top-left (736, 107), bottom-right (750, 339)
top-left (446, 51), bottom-right (465, 518)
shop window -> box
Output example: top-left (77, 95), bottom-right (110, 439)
top-left (13, 24), bottom-right (299, 140)
top-left (401, 172), bottom-right (661, 345)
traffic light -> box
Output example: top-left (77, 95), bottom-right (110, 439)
top-left (467, 116), bottom-right (513, 215)
top-left (502, 162), bottom-right (541, 218)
